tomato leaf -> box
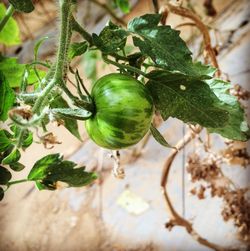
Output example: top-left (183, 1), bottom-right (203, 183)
top-left (2, 148), bottom-right (21, 165)
top-left (207, 79), bottom-right (250, 141)
top-left (68, 41), bottom-right (88, 59)
top-left (50, 96), bottom-right (82, 141)
top-left (0, 166), bottom-right (12, 185)
top-left (146, 70), bottom-right (229, 128)
top-left (0, 71), bottom-right (15, 121)
top-left (52, 108), bottom-right (92, 121)
top-left (150, 124), bottom-right (174, 148)
top-left (8, 0), bottom-right (34, 13)
top-left (0, 130), bottom-right (12, 152)
top-left (0, 3), bottom-right (21, 46)
top-left (0, 56), bottom-right (46, 88)
top-left (9, 162), bottom-right (25, 171)
top-left (27, 153), bottom-right (97, 190)
top-left (128, 14), bottom-right (215, 79)
top-left (115, 0), bottom-right (130, 13)
top-left (92, 21), bottom-right (129, 54)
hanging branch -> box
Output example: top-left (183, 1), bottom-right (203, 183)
top-left (160, 126), bottom-right (236, 251)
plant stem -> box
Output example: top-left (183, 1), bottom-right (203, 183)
top-left (72, 17), bottom-right (93, 45)
top-left (32, 0), bottom-right (74, 114)
top-left (54, 0), bottom-right (73, 80)
top-left (16, 129), bottom-right (25, 148)
top-left (31, 79), bottom-right (56, 113)
top-left (59, 83), bottom-right (94, 113)
top-left (7, 179), bottom-right (29, 187)
top-left (29, 61), bottom-right (51, 68)
top-left (10, 109), bottom-right (48, 128)
top-left (75, 70), bottom-right (91, 97)
top-left (103, 56), bottom-right (147, 77)
top-left (0, 4), bottom-right (15, 33)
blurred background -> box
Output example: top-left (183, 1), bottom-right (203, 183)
top-left (0, 0), bottom-right (249, 250)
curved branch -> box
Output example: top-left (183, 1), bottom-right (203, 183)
top-left (160, 126), bottom-right (235, 251)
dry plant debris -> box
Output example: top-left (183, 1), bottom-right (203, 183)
top-left (187, 153), bottom-right (250, 243)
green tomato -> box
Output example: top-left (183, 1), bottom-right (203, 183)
top-left (85, 73), bottom-right (154, 149)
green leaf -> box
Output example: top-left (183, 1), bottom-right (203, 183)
top-left (28, 153), bottom-right (62, 181)
top-left (0, 56), bottom-right (46, 88)
top-left (52, 108), bottom-right (92, 121)
top-left (128, 14), bottom-right (215, 79)
top-left (9, 162), bottom-right (25, 171)
top-left (0, 165), bottom-right (12, 185)
top-left (68, 41), bottom-right (88, 59)
top-left (93, 21), bottom-right (129, 54)
top-left (8, 0), bottom-right (34, 13)
top-left (150, 124), bottom-right (173, 148)
top-left (2, 148), bottom-right (21, 165)
top-left (207, 79), bottom-right (250, 141)
top-left (115, 0), bottom-right (130, 13)
top-left (28, 154), bottom-right (97, 190)
top-left (0, 71), bottom-right (15, 121)
top-left (0, 3), bottom-right (21, 46)
top-left (0, 130), bottom-right (12, 152)
top-left (50, 96), bottom-right (82, 140)
top-left (146, 70), bottom-right (229, 128)
top-left (0, 187), bottom-right (4, 201)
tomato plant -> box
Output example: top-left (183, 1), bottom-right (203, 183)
top-left (0, 0), bottom-right (250, 245)
top-left (0, 0), bottom-right (249, 196)
top-left (0, 0), bottom-right (249, 250)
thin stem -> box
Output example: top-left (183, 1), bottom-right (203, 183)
top-left (110, 53), bottom-right (129, 61)
top-left (76, 70), bottom-right (91, 97)
top-left (59, 82), bottom-right (77, 100)
top-left (18, 93), bottom-right (40, 101)
top-left (59, 81), bottom-right (94, 113)
top-left (152, 0), bottom-right (159, 13)
top-left (103, 56), bottom-right (146, 77)
top-left (0, 4), bottom-right (15, 32)
top-left (31, 79), bottom-right (56, 113)
top-left (29, 61), bottom-right (51, 68)
top-left (17, 129), bottom-right (25, 148)
top-left (71, 17), bottom-right (93, 45)
top-left (10, 109), bottom-right (48, 128)
top-left (6, 179), bottom-right (30, 191)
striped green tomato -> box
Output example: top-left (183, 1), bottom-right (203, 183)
top-left (85, 73), bottom-right (154, 149)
